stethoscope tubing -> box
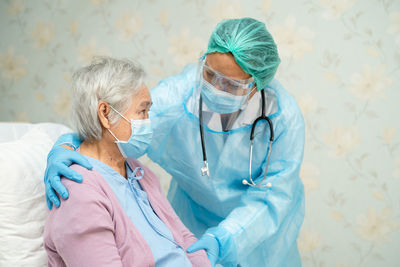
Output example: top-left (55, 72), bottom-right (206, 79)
top-left (199, 89), bottom-right (274, 188)
top-left (246, 89), bottom-right (274, 188)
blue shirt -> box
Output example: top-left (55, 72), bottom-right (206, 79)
top-left (84, 156), bottom-right (192, 267)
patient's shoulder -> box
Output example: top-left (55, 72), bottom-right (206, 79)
top-left (45, 165), bottom-right (115, 249)
top-left (62, 164), bottom-right (109, 194)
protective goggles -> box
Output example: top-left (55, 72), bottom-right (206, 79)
top-left (200, 58), bottom-right (255, 96)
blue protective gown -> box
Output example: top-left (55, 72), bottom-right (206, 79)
top-left (147, 63), bottom-right (305, 267)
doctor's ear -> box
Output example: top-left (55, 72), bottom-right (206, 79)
top-left (98, 101), bottom-right (111, 129)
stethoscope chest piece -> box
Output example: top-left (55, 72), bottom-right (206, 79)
top-left (201, 161), bottom-right (210, 177)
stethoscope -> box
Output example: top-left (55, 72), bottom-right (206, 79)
top-left (199, 89), bottom-right (274, 188)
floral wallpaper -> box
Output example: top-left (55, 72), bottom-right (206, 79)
top-left (1, 0), bottom-right (400, 266)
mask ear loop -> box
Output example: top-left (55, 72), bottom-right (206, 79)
top-left (239, 86), bottom-right (257, 110)
top-left (247, 86), bottom-right (257, 98)
top-left (107, 105), bottom-right (131, 142)
top-left (109, 105), bottom-right (131, 124)
top-left (107, 128), bottom-right (120, 142)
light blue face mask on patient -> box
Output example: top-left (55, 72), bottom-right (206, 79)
top-left (107, 105), bottom-right (153, 159)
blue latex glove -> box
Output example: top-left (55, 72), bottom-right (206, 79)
top-left (44, 145), bottom-right (92, 210)
top-left (53, 132), bottom-right (83, 149)
top-left (187, 233), bottom-right (219, 267)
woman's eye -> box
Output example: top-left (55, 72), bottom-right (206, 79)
top-left (206, 70), bottom-right (214, 80)
top-left (221, 80), bottom-right (233, 89)
top-left (231, 84), bottom-right (239, 91)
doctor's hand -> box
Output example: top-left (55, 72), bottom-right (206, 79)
top-left (187, 233), bottom-right (219, 267)
top-left (44, 145), bottom-right (92, 210)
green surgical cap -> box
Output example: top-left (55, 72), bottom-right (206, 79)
top-left (205, 17), bottom-right (281, 91)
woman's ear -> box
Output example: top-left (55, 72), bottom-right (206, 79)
top-left (98, 101), bottom-right (111, 129)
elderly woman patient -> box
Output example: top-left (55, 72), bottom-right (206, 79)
top-left (43, 57), bottom-right (210, 267)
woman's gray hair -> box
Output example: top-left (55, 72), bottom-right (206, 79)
top-left (70, 56), bottom-right (145, 141)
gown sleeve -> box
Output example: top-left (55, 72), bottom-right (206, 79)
top-left (147, 63), bottom-right (196, 161)
top-left (206, 98), bottom-right (306, 266)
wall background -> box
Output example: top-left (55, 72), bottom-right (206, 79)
top-left (1, 0), bottom-right (400, 266)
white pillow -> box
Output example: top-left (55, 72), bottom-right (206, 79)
top-left (0, 123), bottom-right (35, 143)
top-left (0, 123), bottom-right (71, 266)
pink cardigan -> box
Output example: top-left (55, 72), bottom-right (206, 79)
top-left (44, 158), bottom-right (210, 267)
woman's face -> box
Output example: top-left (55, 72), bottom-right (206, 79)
top-left (206, 52), bottom-right (251, 80)
top-left (109, 84), bottom-right (152, 142)
top-left (204, 52), bottom-right (255, 96)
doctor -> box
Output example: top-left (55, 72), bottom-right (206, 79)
top-left (44, 18), bottom-right (305, 267)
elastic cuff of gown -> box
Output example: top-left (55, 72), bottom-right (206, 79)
top-left (53, 132), bottom-right (82, 150)
top-left (206, 226), bottom-right (238, 266)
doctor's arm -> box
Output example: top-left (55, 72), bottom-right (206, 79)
top-left (44, 133), bottom-right (92, 209)
top-left (193, 109), bottom-right (305, 266)
top-left (147, 64), bottom-right (196, 162)
top-left (43, 67), bottom-right (182, 210)
top-left (45, 64), bottom-right (196, 210)
top-left (168, 194), bottom-right (212, 267)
